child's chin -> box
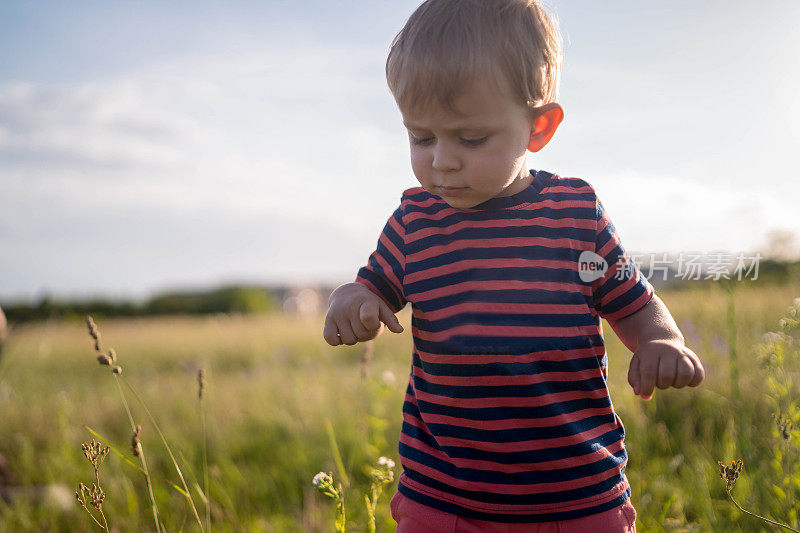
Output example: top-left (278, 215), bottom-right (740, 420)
top-left (443, 197), bottom-right (479, 209)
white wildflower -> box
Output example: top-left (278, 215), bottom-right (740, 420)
top-left (377, 456), bottom-right (395, 469)
top-left (312, 471), bottom-right (330, 487)
top-left (762, 332), bottom-right (784, 343)
top-left (381, 370), bottom-right (397, 385)
top-left (793, 297), bottom-right (800, 308)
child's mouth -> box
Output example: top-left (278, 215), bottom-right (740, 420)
top-left (439, 186), bottom-right (469, 197)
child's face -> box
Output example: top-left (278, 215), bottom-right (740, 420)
top-left (399, 76), bottom-right (556, 209)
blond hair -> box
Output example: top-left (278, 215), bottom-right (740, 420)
top-left (386, 0), bottom-right (562, 116)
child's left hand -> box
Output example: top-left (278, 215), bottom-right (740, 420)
top-left (627, 338), bottom-right (705, 401)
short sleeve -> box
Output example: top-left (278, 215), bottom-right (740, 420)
top-left (355, 202), bottom-right (407, 313)
top-left (592, 196), bottom-right (655, 321)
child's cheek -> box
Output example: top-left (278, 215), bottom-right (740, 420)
top-left (409, 150), bottom-right (432, 188)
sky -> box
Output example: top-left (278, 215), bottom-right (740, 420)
top-left (1, 0), bottom-right (798, 302)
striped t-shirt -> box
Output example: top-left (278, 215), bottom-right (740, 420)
top-left (355, 169), bottom-right (655, 523)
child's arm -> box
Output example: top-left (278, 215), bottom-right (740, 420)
top-left (606, 295), bottom-right (705, 401)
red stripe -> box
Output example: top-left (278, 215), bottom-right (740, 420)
top-left (404, 404), bottom-right (615, 431)
top-left (406, 235), bottom-right (592, 262)
top-left (409, 386), bottom-right (609, 410)
top-left (411, 322), bottom-right (599, 342)
top-left (412, 345), bottom-right (604, 364)
top-left (411, 364), bottom-right (604, 387)
top-left (411, 279), bottom-right (591, 302)
top-left (404, 198), bottom-right (595, 224)
top-left (417, 299), bottom-right (590, 321)
top-left (404, 257), bottom-right (585, 284)
top-left (406, 216), bottom-right (595, 243)
top-left (400, 431), bottom-right (624, 472)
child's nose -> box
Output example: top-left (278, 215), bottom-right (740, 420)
top-left (431, 143), bottom-right (460, 172)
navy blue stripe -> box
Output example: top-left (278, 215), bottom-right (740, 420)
top-left (416, 354), bottom-right (603, 377)
top-left (411, 334), bottom-right (604, 355)
top-left (413, 310), bottom-right (597, 331)
top-left (399, 463), bottom-right (627, 507)
top-left (411, 395), bottom-right (612, 423)
top-left (406, 413), bottom-right (618, 445)
top-left (410, 287), bottom-right (590, 311)
top-left (411, 373), bottom-right (608, 399)
top-left (406, 264), bottom-right (586, 299)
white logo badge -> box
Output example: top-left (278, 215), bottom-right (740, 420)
top-left (578, 251), bottom-right (608, 282)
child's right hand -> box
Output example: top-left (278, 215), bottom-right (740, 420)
top-left (323, 283), bottom-right (404, 346)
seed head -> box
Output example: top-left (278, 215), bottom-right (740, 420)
top-left (360, 342), bottom-right (374, 380)
top-left (717, 459), bottom-right (743, 492)
top-left (131, 425), bottom-right (142, 456)
top-left (97, 354), bottom-right (112, 366)
top-left (86, 316), bottom-right (99, 341)
top-left (81, 440), bottom-right (110, 470)
top-left (86, 316), bottom-right (103, 352)
top-left (107, 348), bottom-right (116, 363)
top-left (772, 412), bottom-right (793, 441)
top-left (198, 367), bottom-right (206, 399)
top-left (88, 482), bottom-right (105, 509)
top-left (111, 365), bottom-right (122, 375)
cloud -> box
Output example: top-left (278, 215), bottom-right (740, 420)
top-left (0, 45), bottom-right (413, 300)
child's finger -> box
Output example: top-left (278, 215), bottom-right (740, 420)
top-left (337, 322), bottom-right (358, 346)
top-left (672, 356), bottom-right (696, 388)
top-left (359, 300), bottom-right (381, 331)
top-left (627, 354), bottom-right (640, 394)
top-left (351, 313), bottom-right (379, 341)
top-left (656, 356), bottom-right (677, 389)
top-left (379, 304), bottom-right (404, 333)
top-left (323, 318), bottom-right (342, 346)
top-left (637, 355), bottom-right (658, 400)
top-left (687, 353), bottom-right (706, 387)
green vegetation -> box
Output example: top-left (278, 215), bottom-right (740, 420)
top-left (1, 286), bottom-right (281, 323)
top-left (0, 280), bottom-right (799, 531)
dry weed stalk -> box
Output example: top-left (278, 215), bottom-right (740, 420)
top-left (86, 316), bottom-right (161, 532)
top-left (85, 315), bottom-right (205, 532)
top-left (75, 440), bottom-right (110, 531)
top-left (198, 367), bottom-right (211, 531)
top-left (718, 459), bottom-right (799, 531)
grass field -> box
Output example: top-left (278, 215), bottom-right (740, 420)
top-left (1, 280), bottom-right (800, 531)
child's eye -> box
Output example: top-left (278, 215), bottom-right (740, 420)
top-left (463, 136), bottom-right (488, 147)
top-left (409, 135), bottom-right (489, 147)
top-left (409, 135), bottom-right (433, 146)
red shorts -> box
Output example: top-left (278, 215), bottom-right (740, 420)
top-left (390, 491), bottom-right (637, 533)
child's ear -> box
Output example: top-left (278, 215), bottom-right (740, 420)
top-left (526, 103), bottom-right (564, 152)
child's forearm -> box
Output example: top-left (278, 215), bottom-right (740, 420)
top-left (606, 295), bottom-right (684, 353)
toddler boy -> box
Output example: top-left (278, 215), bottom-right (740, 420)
top-left (323, 1), bottom-right (705, 530)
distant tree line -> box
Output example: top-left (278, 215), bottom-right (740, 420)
top-left (0, 259), bottom-right (797, 325)
top-left (1, 286), bottom-right (281, 324)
